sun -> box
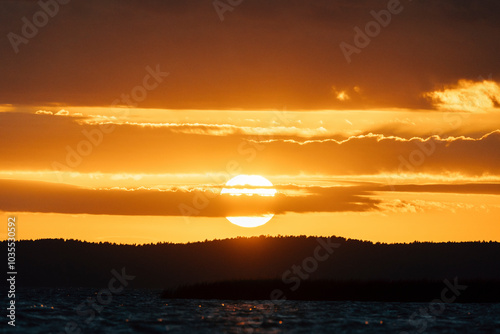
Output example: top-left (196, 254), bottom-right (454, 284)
top-left (221, 175), bottom-right (277, 228)
top-left (221, 175), bottom-right (277, 196)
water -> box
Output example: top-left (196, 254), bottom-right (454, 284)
top-left (8, 288), bottom-right (500, 333)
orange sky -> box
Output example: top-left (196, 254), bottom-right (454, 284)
top-left (1, 0), bottom-right (499, 244)
top-left (1, 101), bottom-right (500, 243)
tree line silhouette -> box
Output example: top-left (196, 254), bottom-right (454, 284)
top-left (3, 236), bottom-right (499, 297)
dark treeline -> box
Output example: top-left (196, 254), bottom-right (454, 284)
top-left (3, 236), bottom-right (500, 290)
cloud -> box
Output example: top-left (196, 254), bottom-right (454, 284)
top-left (245, 131), bottom-right (500, 176)
top-left (332, 85), bottom-right (363, 104)
top-left (336, 91), bottom-right (350, 101)
top-left (1, 111), bottom-right (500, 176)
top-left (84, 120), bottom-right (329, 138)
top-left (377, 183), bottom-right (500, 195)
top-left (426, 80), bottom-right (500, 112)
top-left (0, 0), bottom-right (499, 109)
top-left (55, 110), bottom-right (70, 116)
top-left (36, 109), bottom-right (80, 117)
top-left (0, 179), bottom-right (379, 217)
top-left (1, 178), bottom-right (498, 217)
top-left (377, 198), bottom-right (498, 214)
top-left (35, 110), bottom-right (53, 115)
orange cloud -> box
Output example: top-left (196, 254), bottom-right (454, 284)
top-left (336, 91), bottom-right (350, 101)
top-left (1, 111), bottom-right (499, 176)
top-left (35, 110), bottom-right (54, 115)
top-left (1, 179), bottom-right (498, 217)
top-left (82, 120), bottom-right (328, 138)
top-left (426, 80), bottom-right (500, 112)
top-left (0, 179), bottom-right (379, 217)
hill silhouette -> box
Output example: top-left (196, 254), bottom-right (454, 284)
top-left (3, 236), bottom-right (500, 292)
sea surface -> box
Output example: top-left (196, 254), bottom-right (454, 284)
top-left (8, 288), bottom-right (500, 333)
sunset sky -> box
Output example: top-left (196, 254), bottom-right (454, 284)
top-left (1, 0), bottom-right (499, 244)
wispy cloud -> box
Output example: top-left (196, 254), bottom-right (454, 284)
top-left (82, 120), bottom-right (329, 138)
top-left (1, 111), bottom-right (499, 175)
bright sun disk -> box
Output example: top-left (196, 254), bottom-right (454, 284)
top-left (221, 175), bottom-right (276, 228)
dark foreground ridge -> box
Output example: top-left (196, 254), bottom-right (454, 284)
top-left (3, 236), bottom-right (499, 289)
top-left (161, 279), bottom-right (500, 303)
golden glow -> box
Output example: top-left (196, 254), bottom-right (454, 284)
top-left (221, 175), bottom-right (277, 228)
top-left (426, 80), bottom-right (500, 112)
top-left (1, 0), bottom-right (499, 249)
top-left (336, 91), bottom-right (350, 101)
top-left (2, 101), bottom-right (500, 243)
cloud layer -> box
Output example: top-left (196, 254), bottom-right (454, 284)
top-left (0, 179), bottom-right (379, 216)
top-left (1, 178), bottom-right (499, 217)
top-left (1, 0), bottom-right (499, 109)
top-left (1, 112), bottom-right (499, 176)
